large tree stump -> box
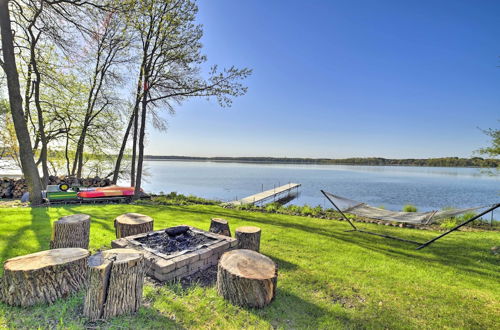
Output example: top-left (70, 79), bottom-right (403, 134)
top-left (84, 249), bottom-right (145, 321)
top-left (217, 249), bottom-right (278, 308)
top-left (209, 218), bottom-right (231, 237)
top-left (235, 226), bottom-right (261, 251)
top-left (50, 214), bottom-right (90, 249)
top-left (114, 213), bottom-right (153, 238)
top-left (1, 248), bottom-right (89, 307)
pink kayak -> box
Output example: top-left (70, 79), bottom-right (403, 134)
top-left (77, 186), bottom-right (136, 198)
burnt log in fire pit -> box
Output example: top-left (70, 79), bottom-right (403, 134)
top-left (112, 225), bottom-right (237, 282)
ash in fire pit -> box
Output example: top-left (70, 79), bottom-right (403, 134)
top-left (134, 226), bottom-right (216, 255)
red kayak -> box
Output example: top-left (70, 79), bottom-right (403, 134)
top-left (77, 186), bottom-right (136, 199)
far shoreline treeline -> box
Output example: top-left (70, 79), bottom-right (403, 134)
top-left (143, 156), bottom-right (500, 168)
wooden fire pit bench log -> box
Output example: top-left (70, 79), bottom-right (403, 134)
top-left (235, 226), bottom-right (261, 251)
top-left (1, 248), bottom-right (89, 307)
top-left (84, 249), bottom-right (145, 321)
top-left (114, 213), bottom-right (153, 238)
top-left (209, 218), bottom-right (231, 237)
top-left (217, 249), bottom-right (278, 308)
top-left (50, 214), bottom-right (90, 249)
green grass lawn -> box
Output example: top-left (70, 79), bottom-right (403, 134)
top-left (0, 204), bottom-right (498, 329)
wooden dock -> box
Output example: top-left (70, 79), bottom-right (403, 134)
top-left (228, 183), bottom-right (301, 206)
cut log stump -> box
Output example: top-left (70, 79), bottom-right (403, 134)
top-left (114, 213), bottom-right (153, 238)
top-left (217, 249), bottom-right (278, 308)
top-left (209, 218), bottom-right (231, 237)
top-left (235, 226), bottom-right (261, 251)
top-left (50, 214), bottom-right (90, 249)
top-left (1, 248), bottom-right (89, 307)
top-left (84, 248), bottom-right (145, 321)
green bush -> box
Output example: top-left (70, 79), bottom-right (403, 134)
top-left (265, 202), bottom-right (281, 213)
top-left (440, 218), bottom-right (458, 229)
top-left (402, 204), bottom-right (418, 212)
top-left (312, 205), bottom-right (323, 216)
top-left (301, 205), bottom-right (314, 216)
top-left (440, 211), bottom-right (483, 229)
top-left (459, 211), bottom-right (477, 222)
top-left (237, 203), bottom-right (257, 211)
top-left (286, 205), bottom-right (302, 214)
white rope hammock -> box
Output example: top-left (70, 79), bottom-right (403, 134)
top-left (323, 191), bottom-right (484, 224)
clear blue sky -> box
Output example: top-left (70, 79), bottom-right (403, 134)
top-left (147, 0), bottom-right (500, 158)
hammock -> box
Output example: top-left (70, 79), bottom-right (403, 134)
top-left (321, 190), bottom-right (499, 250)
top-left (322, 191), bottom-right (483, 225)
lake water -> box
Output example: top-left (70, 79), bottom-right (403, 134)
top-left (130, 161), bottom-right (499, 211)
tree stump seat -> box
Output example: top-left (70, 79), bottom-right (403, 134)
top-left (114, 213), bottom-right (153, 238)
top-left (1, 248), bottom-right (89, 307)
top-left (217, 249), bottom-right (278, 308)
top-left (50, 214), bottom-right (90, 249)
top-left (235, 226), bottom-right (261, 251)
top-left (84, 249), bottom-right (145, 321)
top-left (209, 218), bottom-right (231, 237)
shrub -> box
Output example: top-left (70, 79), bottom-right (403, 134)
top-left (459, 211), bottom-right (477, 222)
top-left (286, 205), bottom-right (301, 214)
top-left (265, 202), bottom-right (281, 213)
top-left (312, 205), bottom-right (323, 216)
top-left (403, 204), bottom-right (418, 212)
top-left (238, 203), bottom-right (257, 211)
top-left (440, 218), bottom-right (458, 230)
top-left (301, 205), bottom-right (314, 216)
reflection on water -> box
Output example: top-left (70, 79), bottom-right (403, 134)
top-left (122, 161), bottom-right (499, 211)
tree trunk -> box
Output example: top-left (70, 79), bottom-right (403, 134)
top-left (0, 0), bottom-right (43, 205)
top-left (134, 75), bottom-right (148, 198)
top-left (216, 249), bottom-right (277, 308)
top-left (112, 73), bottom-right (142, 185)
top-left (114, 213), bottom-right (153, 238)
top-left (210, 218), bottom-right (231, 237)
top-left (112, 110), bottom-right (135, 184)
top-left (50, 214), bottom-right (91, 249)
top-left (1, 248), bottom-right (89, 307)
top-left (83, 249), bottom-right (145, 321)
top-left (235, 226), bottom-right (261, 251)
top-left (130, 97), bottom-right (139, 187)
top-left (70, 136), bottom-right (81, 176)
top-left (130, 60), bottom-right (145, 187)
top-left (73, 127), bottom-right (87, 178)
top-left (32, 53), bottom-right (50, 188)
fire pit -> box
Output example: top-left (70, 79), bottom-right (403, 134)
top-left (111, 225), bottom-right (237, 282)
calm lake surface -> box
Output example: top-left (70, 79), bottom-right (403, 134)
top-left (131, 161), bottom-right (499, 211)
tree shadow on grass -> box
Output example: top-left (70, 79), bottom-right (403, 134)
top-left (173, 206), bottom-right (500, 281)
top-left (267, 256), bottom-right (298, 271)
top-left (0, 206), bottom-right (52, 266)
top-left (244, 287), bottom-right (411, 329)
top-left (30, 206), bottom-right (52, 251)
top-left (0, 290), bottom-right (185, 329)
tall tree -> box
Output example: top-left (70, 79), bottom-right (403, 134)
top-left (116, 0), bottom-right (251, 197)
top-left (0, 0), bottom-right (43, 204)
top-left (71, 7), bottom-right (129, 178)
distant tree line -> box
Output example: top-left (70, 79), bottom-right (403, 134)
top-left (144, 155), bottom-right (500, 168)
top-left (0, 0), bottom-right (250, 204)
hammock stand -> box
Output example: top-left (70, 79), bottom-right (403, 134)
top-left (321, 190), bottom-right (500, 250)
